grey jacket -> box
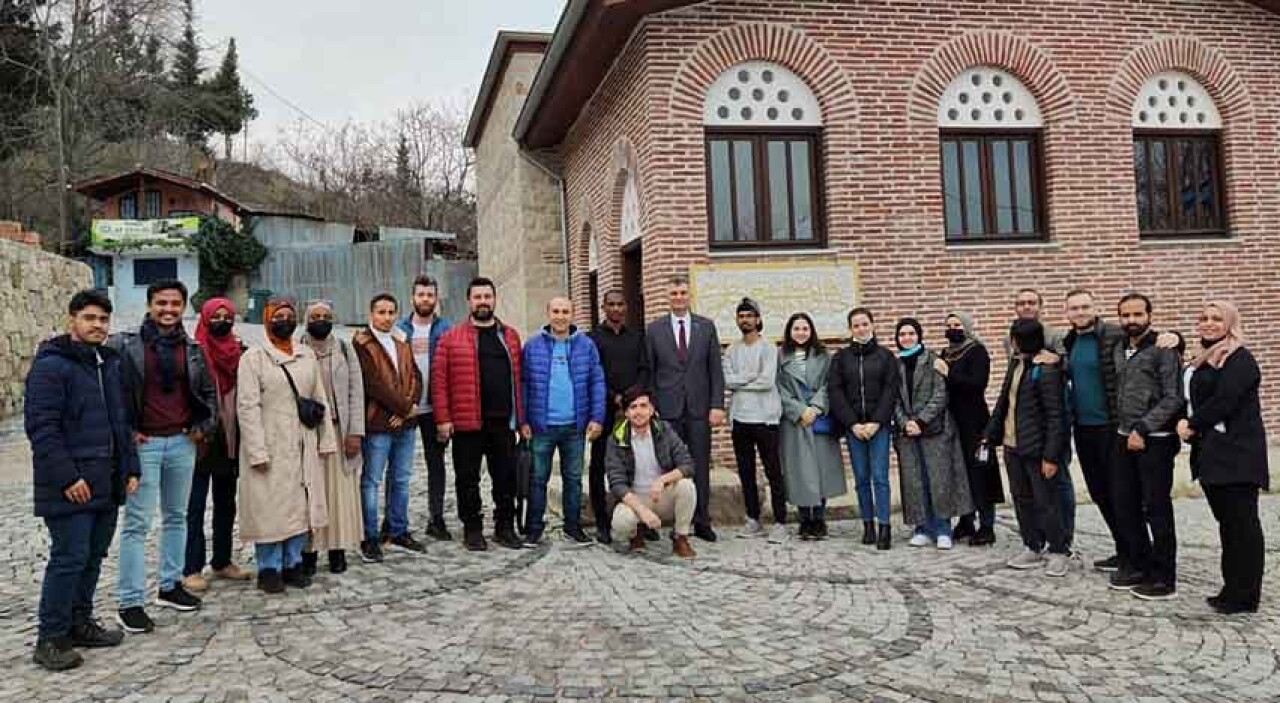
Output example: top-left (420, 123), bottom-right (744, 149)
top-left (645, 313), bottom-right (725, 420)
top-left (605, 418), bottom-right (694, 500)
top-left (107, 327), bottom-right (218, 436)
top-left (1113, 330), bottom-right (1185, 437)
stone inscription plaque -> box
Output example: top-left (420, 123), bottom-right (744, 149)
top-left (689, 262), bottom-right (859, 342)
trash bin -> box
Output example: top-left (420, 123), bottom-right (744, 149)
top-left (246, 288), bottom-right (273, 324)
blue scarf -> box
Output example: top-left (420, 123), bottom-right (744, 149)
top-left (897, 344), bottom-right (923, 358)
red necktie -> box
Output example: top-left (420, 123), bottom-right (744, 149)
top-left (677, 319), bottom-right (688, 362)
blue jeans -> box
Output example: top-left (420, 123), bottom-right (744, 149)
top-left (914, 455), bottom-right (953, 539)
top-left (254, 533), bottom-right (308, 572)
top-left (527, 425), bottom-right (586, 536)
top-left (1058, 468), bottom-right (1076, 546)
top-left (361, 429), bottom-right (416, 541)
top-left (40, 509), bottom-right (118, 639)
top-left (118, 434), bottom-right (196, 608)
top-left (847, 427), bottom-right (891, 525)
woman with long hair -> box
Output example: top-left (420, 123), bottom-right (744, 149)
top-left (775, 313), bottom-right (846, 540)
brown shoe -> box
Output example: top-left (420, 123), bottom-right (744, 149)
top-left (182, 573), bottom-right (209, 593)
top-left (213, 564), bottom-right (254, 581)
top-left (672, 534), bottom-right (697, 559)
top-left (628, 533), bottom-right (647, 553)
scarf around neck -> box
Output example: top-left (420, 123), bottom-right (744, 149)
top-left (141, 316), bottom-right (184, 393)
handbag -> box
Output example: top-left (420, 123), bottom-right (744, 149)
top-left (796, 380), bottom-right (835, 435)
top-left (514, 438), bottom-right (534, 534)
top-left (281, 364), bottom-right (327, 430)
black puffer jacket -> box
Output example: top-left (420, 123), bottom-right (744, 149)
top-left (1113, 330), bottom-right (1185, 437)
top-left (985, 358), bottom-right (1066, 464)
top-left (828, 338), bottom-right (899, 429)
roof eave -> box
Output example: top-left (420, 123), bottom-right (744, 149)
top-left (511, 0), bottom-right (592, 150)
top-left (463, 30), bottom-right (553, 148)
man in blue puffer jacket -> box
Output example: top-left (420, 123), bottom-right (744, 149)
top-left (520, 296), bottom-right (606, 545)
top-left (25, 289), bottom-right (140, 671)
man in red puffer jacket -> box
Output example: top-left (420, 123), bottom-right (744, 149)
top-left (431, 277), bottom-right (524, 551)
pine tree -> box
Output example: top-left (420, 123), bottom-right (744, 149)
top-left (0, 0), bottom-right (48, 160)
top-left (208, 38), bottom-right (256, 159)
top-left (168, 0), bottom-right (210, 148)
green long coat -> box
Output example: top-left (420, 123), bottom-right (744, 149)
top-left (777, 349), bottom-right (847, 507)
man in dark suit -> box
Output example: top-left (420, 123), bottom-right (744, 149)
top-left (645, 274), bottom-right (725, 541)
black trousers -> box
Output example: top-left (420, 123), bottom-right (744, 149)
top-left (1113, 435), bottom-right (1179, 585)
top-left (1204, 483), bottom-right (1264, 607)
top-left (417, 413), bottom-right (449, 526)
top-left (1074, 424), bottom-right (1124, 561)
top-left (185, 467), bottom-right (237, 575)
top-left (587, 404), bottom-right (618, 531)
top-left (452, 419), bottom-right (516, 532)
top-left (1004, 447), bottom-right (1068, 554)
top-left (731, 421), bottom-right (786, 523)
top-left (670, 414), bottom-right (713, 530)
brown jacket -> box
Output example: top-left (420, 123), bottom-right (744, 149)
top-left (352, 327), bottom-right (422, 434)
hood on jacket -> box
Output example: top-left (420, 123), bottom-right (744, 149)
top-left (611, 417), bottom-right (666, 447)
top-left (537, 325), bottom-right (581, 341)
top-left (37, 334), bottom-right (117, 365)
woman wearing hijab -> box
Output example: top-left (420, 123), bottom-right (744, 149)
top-left (237, 297), bottom-right (335, 593)
top-left (938, 312), bottom-right (1002, 546)
top-left (893, 318), bottom-right (973, 550)
top-left (182, 298), bottom-right (252, 593)
top-left (1177, 301), bottom-right (1268, 614)
top-left (299, 300), bottom-right (366, 575)
top-left (776, 313), bottom-right (846, 540)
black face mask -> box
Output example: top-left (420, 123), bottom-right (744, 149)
top-left (270, 320), bottom-right (298, 340)
top-left (307, 320), bottom-right (333, 340)
top-left (945, 329), bottom-right (966, 344)
top-left (208, 320), bottom-right (233, 338)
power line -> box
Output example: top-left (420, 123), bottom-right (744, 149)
top-left (239, 66), bottom-right (331, 133)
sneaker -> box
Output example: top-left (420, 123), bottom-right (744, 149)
top-left (1093, 555), bottom-right (1121, 573)
top-left (1045, 553), bottom-right (1070, 577)
top-left (181, 573), bottom-right (209, 593)
top-left (563, 528), bottom-right (593, 546)
top-left (936, 536), bottom-right (954, 550)
top-left (115, 607), bottom-right (154, 634)
top-left (70, 619), bottom-right (124, 648)
top-left (1109, 568), bottom-right (1146, 591)
top-left (359, 540), bottom-right (385, 563)
top-left (909, 533), bottom-right (932, 548)
top-left (1131, 582), bottom-right (1177, 601)
top-left (738, 518), bottom-right (765, 538)
top-left (425, 521), bottom-right (453, 542)
top-left (256, 569), bottom-right (285, 594)
top-left (33, 637), bottom-right (83, 671)
top-left (464, 528), bottom-right (488, 552)
top-left (767, 523), bottom-right (789, 544)
top-left (156, 584), bottom-right (201, 612)
top-left (388, 532), bottom-right (427, 553)
top-left (1006, 548), bottom-right (1046, 570)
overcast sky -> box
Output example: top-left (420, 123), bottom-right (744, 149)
top-left (199, 0), bottom-right (564, 153)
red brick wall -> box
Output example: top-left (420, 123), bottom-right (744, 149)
top-left (558, 0), bottom-right (1280, 432)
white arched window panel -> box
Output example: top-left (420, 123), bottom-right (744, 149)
top-left (703, 61), bottom-right (823, 127)
top-left (937, 67), bottom-right (1043, 128)
top-left (619, 172), bottom-right (642, 246)
top-left (587, 235), bottom-right (598, 272)
top-left (1131, 71), bottom-right (1222, 129)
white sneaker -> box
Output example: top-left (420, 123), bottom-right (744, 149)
top-left (766, 523), bottom-right (788, 544)
top-left (1045, 553), bottom-right (1070, 577)
top-left (1007, 548), bottom-right (1047, 570)
top-left (936, 536), bottom-right (954, 550)
top-left (738, 518), bottom-right (764, 538)
top-left (909, 533), bottom-right (932, 548)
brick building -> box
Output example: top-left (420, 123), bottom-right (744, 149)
top-left (467, 0), bottom-right (1280, 429)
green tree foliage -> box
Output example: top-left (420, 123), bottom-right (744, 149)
top-left (207, 37), bottom-right (256, 158)
top-left (190, 215), bottom-right (267, 305)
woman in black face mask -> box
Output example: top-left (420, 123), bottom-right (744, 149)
top-left (299, 300), bottom-right (366, 575)
top-left (237, 296), bottom-right (338, 593)
top-left (938, 312), bottom-right (1002, 546)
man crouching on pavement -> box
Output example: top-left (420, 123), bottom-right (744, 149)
top-left (606, 386), bottom-right (698, 559)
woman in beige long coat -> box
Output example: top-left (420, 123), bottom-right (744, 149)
top-left (238, 297), bottom-right (335, 594)
top-left (299, 299), bottom-right (365, 575)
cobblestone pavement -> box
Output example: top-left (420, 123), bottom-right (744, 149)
top-left (3, 428), bottom-right (1279, 703)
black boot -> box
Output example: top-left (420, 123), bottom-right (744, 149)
top-left (33, 637), bottom-right (83, 671)
top-left (257, 569), bottom-right (285, 594)
top-left (300, 551), bottom-right (318, 577)
top-left (877, 524), bottom-right (892, 550)
top-left (282, 566), bottom-right (312, 589)
top-left (814, 520), bottom-right (829, 540)
top-left (970, 525), bottom-right (995, 546)
top-left (861, 521), bottom-right (876, 545)
top-left (952, 516), bottom-right (977, 541)
top-left (328, 550), bottom-right (347, 574)
top-left (798, 519), bottom-right (813, 541)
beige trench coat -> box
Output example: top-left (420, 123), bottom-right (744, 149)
top-left (237, 343), bottom-right (336, 544)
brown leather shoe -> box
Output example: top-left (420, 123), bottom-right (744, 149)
top-left (671, 534), bottom-right (697, 559)
top-left (213, 564), bottom-right (254, 581)
top-left (181, 573), bottom-right (209, 593)
top-left (628, 533), bottom-right (647, 553)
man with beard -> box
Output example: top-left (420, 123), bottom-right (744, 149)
top-left (109, 279), bottom-right (217, 634)
top-left (587, 290), bottom-right (650, 544)
top-left (1109, 293), bottom-right (1185, 601)
top-left (432, 277), bottom-right (525, 551)
top-left (645, 274), bottom-right (725, 542)
top-left (397, 275), bottom-right (453, 541)
top-left (722, 298), bottom-right (786, 542)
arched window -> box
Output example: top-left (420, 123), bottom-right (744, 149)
top-left (619, 171), bottom-right (642, 246)
top-left (938, 67), bottom-right (1046, 242)
top-left (703, 61), bottom-right (824, 248)
top-left (1131, 72), bottom-right (1225, 237)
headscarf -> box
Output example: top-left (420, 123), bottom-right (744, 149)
top-left (894, 317), bottom-right (924, 357)
top-left (302, 299), bottom-right (338, 356)
top-left (941, 311), bottom-right (983, 362)
top-left (263, 295), bottom-right (298, 356)
top-left (1190, 300), bottom-right (1244, 369)
top-left (194, 296), bottom-right (242, 397)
